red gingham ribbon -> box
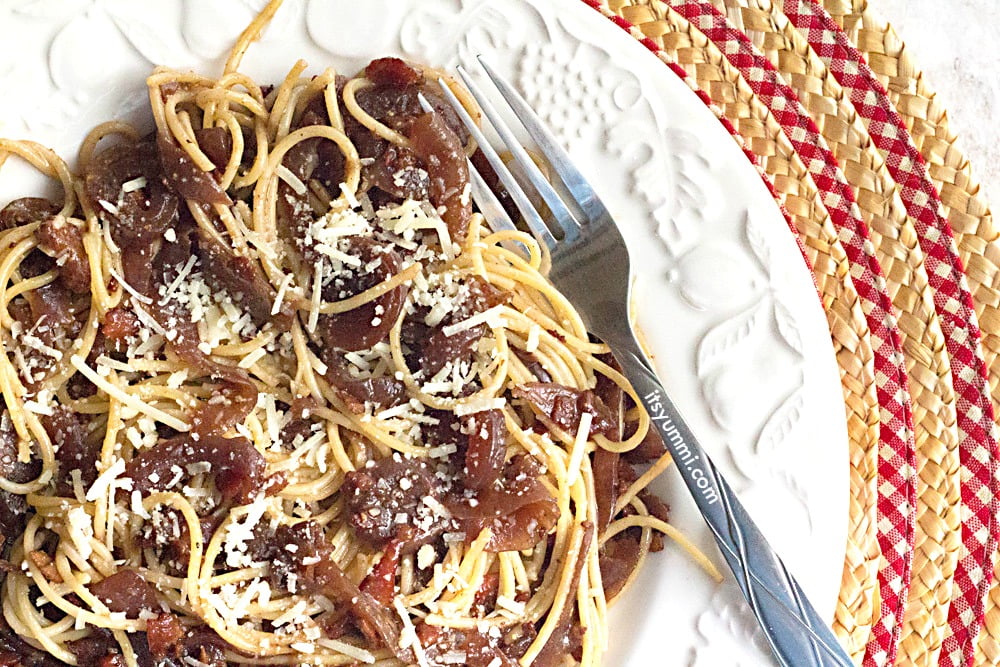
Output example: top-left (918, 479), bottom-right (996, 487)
top-left (782, 4), bottom-right (1000, 665)
top-left (661, 1), bottom-right (917, 664)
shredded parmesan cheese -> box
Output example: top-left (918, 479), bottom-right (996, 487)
top-left (566, 412), bottom-right (593, 486)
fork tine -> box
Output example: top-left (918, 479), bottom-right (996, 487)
top-left (476, 57), bottom-right (607, 222)
top-left (468, 164), bottom-right (531, 257)
top-left (454, 66), bottom-right (581, 240)
top-left (420, 89), bottom-right (557, 251)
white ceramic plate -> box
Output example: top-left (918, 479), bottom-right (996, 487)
top-left (0, 0), bottom-right (849, 664)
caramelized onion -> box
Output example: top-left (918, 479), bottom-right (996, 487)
top-left (89, 569), bottom-right (160, 618)
top-left (36, 216), bottom-right (90, 293)
top-left (278, 521), bottom-right (408, 660)
top-left (408, 112), bottom-right (471, 242)
top-left (194, 227), bottom-right (292, 330)
top-left (343, 459), bottom-right (447, 550)
top-left (83, 140), bottom-right (178, 245)
top-left (464, 409), bottom-right (506, 491)
top-left (157, 133), bottom-right (232, 206)
top-left (511, 382), bottom-right (617, 438)
top-left (126, 435), bottom-right (265, 505)
top-left (193, 127), bottom-right (234, 171)
top-left (0, 411), bottom-right (39, 536)
top-left (318, 238), bottom-right (409, 352)
top-left (0, 197), bottom-right (59, 232)
top-left (448, 455), bottom-right (558, 552)
top-left (533, 522), bottom-right (594, 667)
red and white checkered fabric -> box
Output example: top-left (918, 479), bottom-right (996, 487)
top-left (782, 5), bottom-right (1000, 666)
top-left (661, 1), bottom-right (917, 664)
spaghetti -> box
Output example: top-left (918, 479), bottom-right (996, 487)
top-left (0, 2), bottom-right (717, 665)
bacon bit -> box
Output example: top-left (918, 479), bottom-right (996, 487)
top-left (473, 571), bottom-right (500, 610)
top-left (101, 307), bottom-right (139, 342)
top-left (262, 472), bottom-right (289, 497)
top-left (360, 536), bottom-right (406, 604)
top-left (27, 551), bottom-right (62, 583)
top-left (146, 613), bottom-right (185, 659)
top-left (366, 57), bottom-right (424, 87)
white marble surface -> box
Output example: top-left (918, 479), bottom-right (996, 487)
top-left (875, 0), bottom-right (999, 206)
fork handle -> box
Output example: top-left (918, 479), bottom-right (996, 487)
top-left (610, 343), bottom-right (855, 667)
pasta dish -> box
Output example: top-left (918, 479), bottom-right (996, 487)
top-left (0, 2), bottom-right (714, 665)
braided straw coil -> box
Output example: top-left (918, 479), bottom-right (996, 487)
top-left (710, 1), bottom-right (962, 664)
top-left (820, 2), bottom-right (1000, 664)
top-left (606, 0), bottom-right (881, 659)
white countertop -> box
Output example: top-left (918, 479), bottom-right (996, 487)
top-left (876, 0), bottom-right (998, 206)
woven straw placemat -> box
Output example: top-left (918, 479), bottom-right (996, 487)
top-left (587, 0), bottom-right (1000, 664)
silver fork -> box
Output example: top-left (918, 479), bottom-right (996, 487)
top-left (432, 59), bottom-right (856, 667)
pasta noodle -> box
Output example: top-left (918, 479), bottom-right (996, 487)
top-left (0, 2), bottom-right (718, 665)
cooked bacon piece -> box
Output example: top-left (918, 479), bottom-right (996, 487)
top-left (512, 382), bottom-right (617, 438)
top-left (157, 133), bottom-right (231, 207)
top-left (318, 238), bottom-right (409, 352)
top-left (36, 216), bottom-right (90, 293)
top-left (145, 613), bottom-right (185, 659)
top-left (366, 57), bottom-right (424, 87)
top-left (0, 410), bottom-right (40, 535)
top-left (194, 227), bottom-right (292, 330)
top-left (408, 111), bottom-right (472, 242)
top-left (126, 435), bottom-right (265, 505)
top-left (83, 140), bottom-right (179, 245)
top-left (360, 535), bottom-right (406, 604)
top-left (193, 127), bottom-right (234, 171)
top-left (89, 569), bottom-right (160, 618)
top-left (101, 306), bottom-right (139, 346)
top-left (448, 455), bottom-right (559, 552)
top-left (464, 409), bottom-right (506, 491)
top-left (343, 459), bottom-right (448, 550)
top-left (0, 197), bottom-right (59, 232)
top-left (26, 552), bottom-right (60, 585)
top-left (273, 521), bottom-right (409, 660)
top-left (533, 522), bottom-right (594, 667)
